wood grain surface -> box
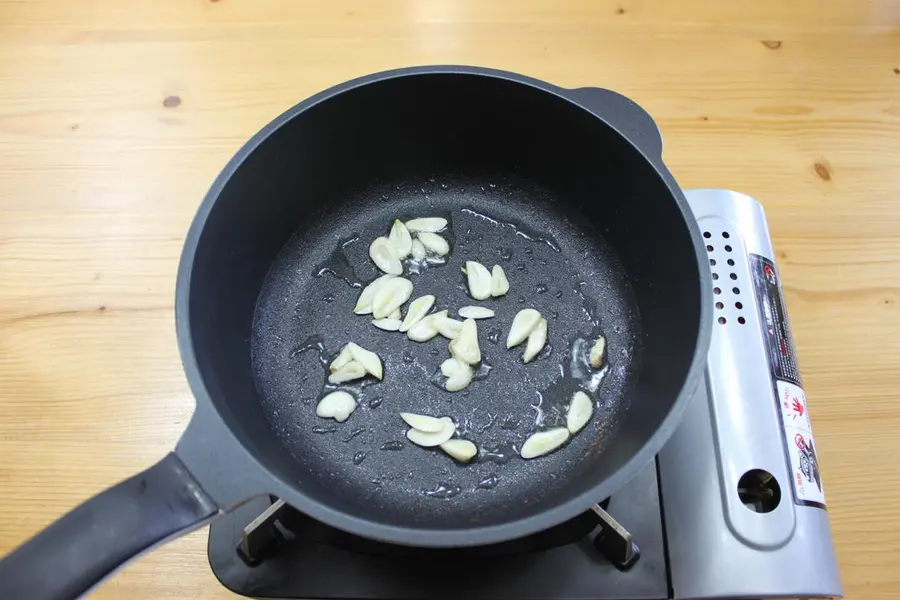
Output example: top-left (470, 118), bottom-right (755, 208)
top-left (1, 0), bottom-right (897, 598)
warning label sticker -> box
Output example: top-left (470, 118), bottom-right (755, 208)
top-left (777, 381), bottom-right (826, 506)
top-left (749, 254), bottom-right (826, 509)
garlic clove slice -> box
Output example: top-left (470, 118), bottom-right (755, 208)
top-left (417, 232), bottom-right (450, 255)
top-left (411, 239), bottom-right (427, 260)
top-left (371, 277), bottom-right (413, 319)
top-left (400, 412), bottom-right (445, 433)
top-left (449, 318), bottom-right (481, 365)
top-left (522, 318), bottom-right (548, 363)
top-left (389, 308), bottom-right (402, 320)
top-left (491, 264), bottom-right (510, 297)
top-left (405, 217), bottom-right (447, 233)
top-left (566, 391), bottom-right (594, 434)
top-left (407, 317), bottom-right (440, 342)
top-left (329, 344), bottom-right (354, 372)
top-left (440, 357), bottom-right (469, 377)
top-left (435, 315), bottom-right (464, 339)
top-left (327, 360), bottom-right (367, 384)
top-left (347, 343), bottom-right (383, 380)
top-left (354, 274), bottom-right (396, 315)
top-left (399, 295), bottom-right (435, 332)
top-left (372, 318), bottom-right (402, 331)
top-left (465, 261), bottom-right (492, 300)
top-left (369, 237), bottom-right (403, 275)
top-left (458, 306), bottom-right (495, 319)
top-left (445, 369), bottom-right (473, 392)
top-left (406, 417), bottom-right (455, 447)
top-left (388, 219), bottom-right (413, 258)
top-left (440, 439), bottom-right (478, 463)
top-left (590, 335), bottom-right (606, 369)
top-left (506, 309), bottom-right (541, 348)
top-left (520, 428), bottom-right (570, 459)
top-left (316, 391), bottom-right (357, 422)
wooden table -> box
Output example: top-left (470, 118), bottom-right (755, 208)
top-left (1, 1), bottom-right (897, 598)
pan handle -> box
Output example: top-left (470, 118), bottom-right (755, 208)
top-left (565, 87), bottom-right (664, 160)
top-left (0, 453), bottom-right (218, 600)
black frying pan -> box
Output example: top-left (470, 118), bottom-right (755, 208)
top-left (0, 66), bottom-right (711, 600)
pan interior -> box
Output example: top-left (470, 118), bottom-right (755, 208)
top-left (185, 73), bottom-right (704, 536)
top-left (252, 174), bottom-right (640, 528)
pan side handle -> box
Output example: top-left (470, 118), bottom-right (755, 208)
top-left (565, 87), bottom-right (664, 160)
top-left (0, 453), bottom-right (218, 600)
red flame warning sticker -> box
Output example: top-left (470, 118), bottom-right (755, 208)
top-left (777, 381), bottom-right (826, 507)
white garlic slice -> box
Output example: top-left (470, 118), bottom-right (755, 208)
top-left (389, 308), bottom-right (402, 320)
top-left (590, 335), bottom-right (606, 369)
top-left (440, 357), bottom-right (468, 377)
top-left (371, 277), bottom-right (413, 319)
top-left (417, 232), bottom-right (450, 255)
top-left (406, 417), bottom-right (455, 447)
top-left (407, 317), bottom-right (440, 342)
top-left (347, 343), bottom-right (383, 380)
top-left (399, 295), bottom-right (435, 332)
top-left (440, 439), bottom-right (478, 463)
top-left (354, 274), bottom-right (396, 315)
top-left (327, 360), bottom-right (367, 384)
top-left (522, 318), bottom-right (548, 363)
top-left (388, 219), bottom-right (413, 258)
top-left (369, 237), bottom-right (403, 275)
top-left (445, 369), bottom-right (474, 391)
top-left (435, 315), bottom-right (464, 339)
top-left (400, 412), bottom-right (445, 433)
top-left (405, 217), bottom-right (447, 233)
top-left (520, 428), bottom-right (570, 459)
top-left (411, 239), bottom-right (427, 260)
top-left (449, 318), bottom-right (481, 365)
top-left (329, 344), bottom-right (355, 372)
top-left (465, 261), bottom-right (492, 301)
top-left (316, 391), bottom-right (357, 422)
top-left (567, 391), bottom-right (594, 434)
top-left (458, 306), bottom-right (495, 319)
top-left (372, 318), bottom-right (402, 331)
top-left (491, 264), bottom-right (510, 297)
top-left (507, 309), bottom-right (542, 348)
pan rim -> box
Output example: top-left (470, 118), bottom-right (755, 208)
top-left (175, 64), bottom-right (713, 547)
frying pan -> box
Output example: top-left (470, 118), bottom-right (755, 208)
top-left (0, 66), bottom-right (712, 599)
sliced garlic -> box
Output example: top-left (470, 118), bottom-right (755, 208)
top-left (371, 277), bottom-right (413, 319)
top-left (316, 391), bottom-right (357, 422)
top-left (440, 357), bottom-right (469, 377)
top-left (399, 295), bottom-right (435, 332)
top-left (590, 335), bottom-right (606, 369)
top-left (567, 391), bottom-right (594, 434)
top-left (491, 264), bottom-right (510, 297)
top-left (327, 360), bottom-right (367, 384)
top-left (411, 239), bottom-right (427, 260)
top-left (440, 439), bottom-right (478, 463)
top-left (400, 412), bottom-right (445, 433)
top-left (407, 316), bottom-right (440, 342)
top-left (465, 261), bottom-right (492, 301)
top-left (329, 345), bottom-right (355, 372)
top-left (435, 315), bottom-right (464, 339)
top-left (388, 219), bottom-right (413, 258)
top-left (507, 309), bottom-right (542, 348)
top-left (449, 318), bottom-right (481, 365)
top-left (347, 343), bottom-right (383, 380)
top-left (445, 369), bottom-right (474, 391)
top-left (406, 417), bottom-right (455, 447)
top-left (520, 428), bottom-right (570, 459)
top-left (405, 217), bottom-right (447, 233)
top-left (372, 318), bottom-right (401, 331)
top-left (458, 306), bottom-right (495, 320)
top-left (522, 318), bottom-right (548, 363)
top-left (369, 237), bottom-right (403, 275)
top-left (389, 308), bottom-right (402, 320)
top-left (417, 232), bottom-right (450, 255)
top-left (354, 274), bottom-right (396, 315)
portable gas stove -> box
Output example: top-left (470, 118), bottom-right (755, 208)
top-left (207, 189), bottom-right (842, 600)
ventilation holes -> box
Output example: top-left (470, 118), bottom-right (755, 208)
top-left (718, 316), bottom-right (727, 324)
top-left (703, 232), bottom-right (711, 239)
top-left (713, 273), bottom-right (719, 280)
top-left (707, 229), bottom-right (746, 326)
top-left (727, 259), bottom-right (735, 266)
top-left (710, 258), bottom-right (717, 266)
top-left (733, 287), bottom-right (741, 295)
top-left (730, 273), bottom-right (738, 280)
top-left (735, 302), bottom-right (743, 309)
